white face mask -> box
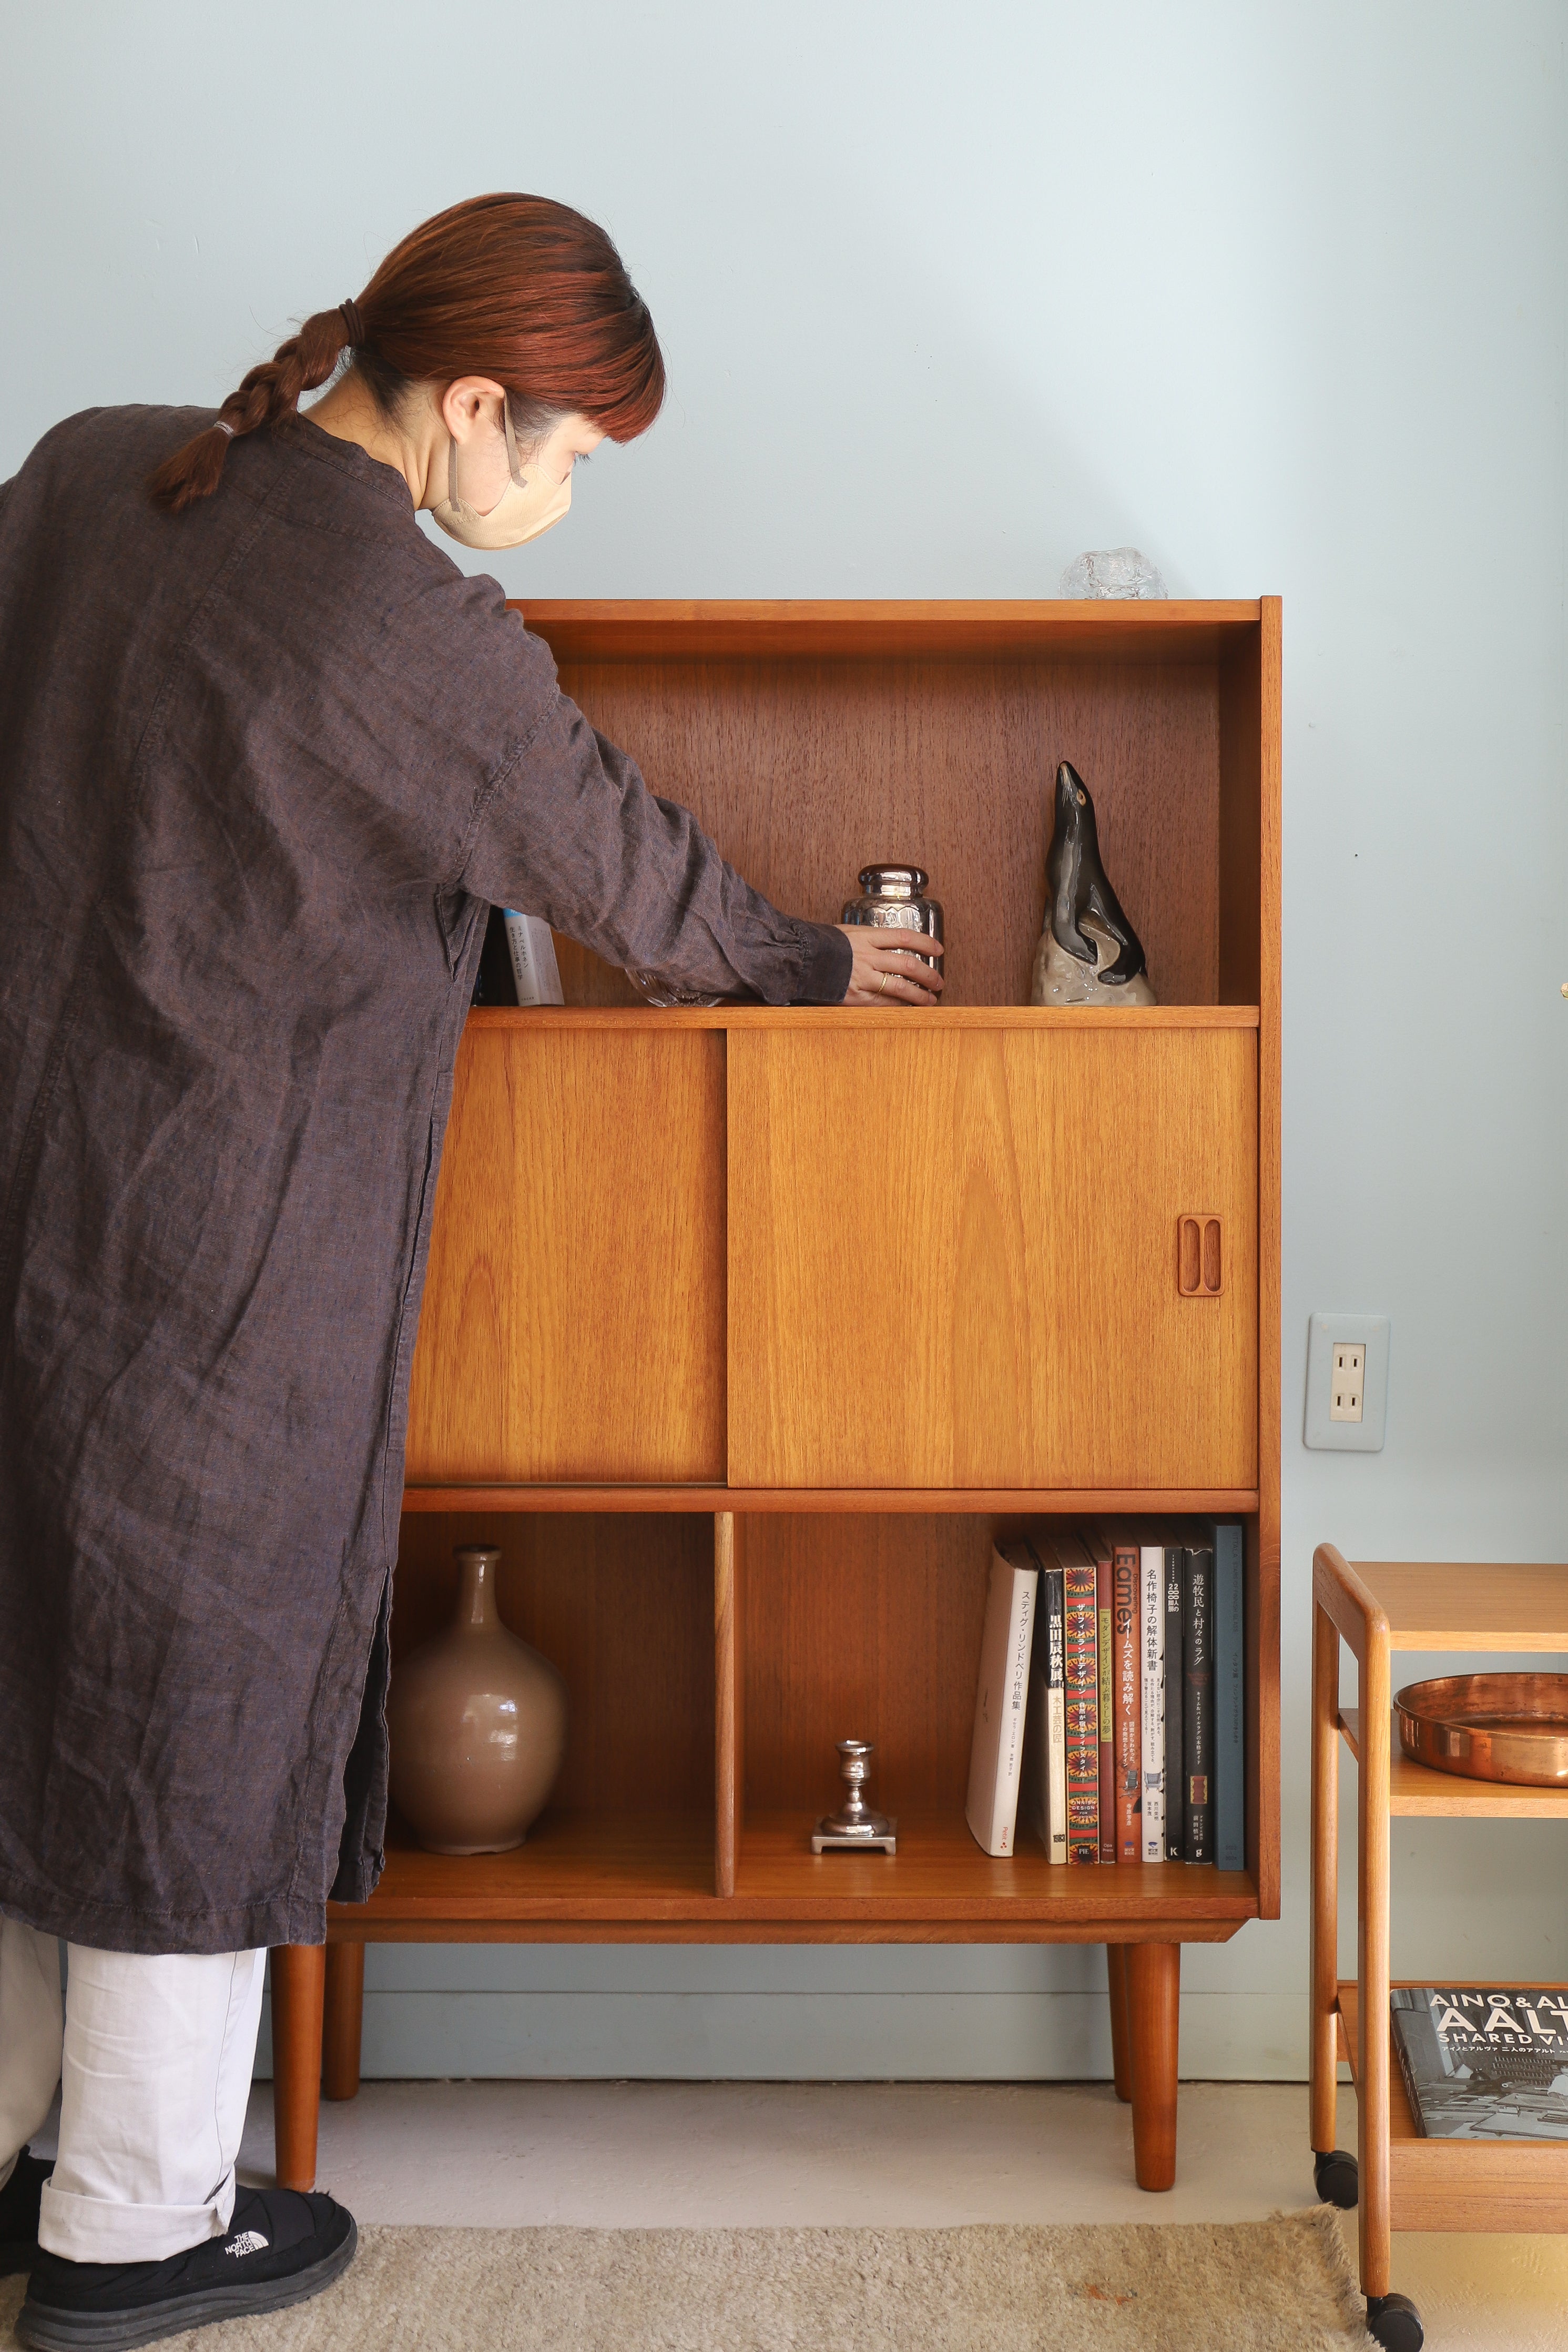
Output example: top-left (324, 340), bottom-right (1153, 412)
top-left (430, 404), bottom-right (572, 550)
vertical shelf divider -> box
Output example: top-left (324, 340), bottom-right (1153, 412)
top-left (715, 1510), bottom-right (744, 1895)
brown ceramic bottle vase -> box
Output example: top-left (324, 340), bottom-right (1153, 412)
top-left (386, 1546), bottom-right (568, 1856)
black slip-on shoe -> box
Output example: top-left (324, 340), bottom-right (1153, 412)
top-left (1, 2148), bottom-right (52, 2274)
top-left (16, 2185), bottom-right (357, 2350)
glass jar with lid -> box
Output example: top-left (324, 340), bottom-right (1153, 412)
top-left (839, 864), bottom-right (943, 972)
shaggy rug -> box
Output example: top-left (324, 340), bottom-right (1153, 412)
top-left (1, 2210), bottom-right (1371, 2350)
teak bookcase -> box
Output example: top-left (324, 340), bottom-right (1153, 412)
top-left (270, 600), bottom-right (1282, 2199)
top-left (1310, 1547), bottom-right (1568, 2350)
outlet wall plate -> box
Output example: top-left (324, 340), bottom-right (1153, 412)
top-left (1304, 1314), bottom-right (1390, 1451)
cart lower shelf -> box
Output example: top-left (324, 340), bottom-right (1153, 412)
top-left (1336, 1983), bottom-right (1568, 2231)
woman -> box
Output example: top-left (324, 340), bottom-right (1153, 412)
top-left (0, 192), bottom-right (941, 2348)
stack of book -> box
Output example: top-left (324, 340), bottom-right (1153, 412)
top-left (964, 1524), bottom-right (1245, 1868)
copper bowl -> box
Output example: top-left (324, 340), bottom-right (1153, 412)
top-left (1396, 1673), bottom-right (1568, 1786)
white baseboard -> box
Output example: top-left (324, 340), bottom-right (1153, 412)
top-left (256, 1988), bottom-right (1305, 2083)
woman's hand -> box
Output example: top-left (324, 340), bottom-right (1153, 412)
top-left (837, 926), bottom-right (945, 1006)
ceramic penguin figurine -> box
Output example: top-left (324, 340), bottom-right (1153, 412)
top-left (1030, 759), bottom-right (1157, 1007)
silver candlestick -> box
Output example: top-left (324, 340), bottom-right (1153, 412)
top-left (812, 1739), bottom-right (898, 1854)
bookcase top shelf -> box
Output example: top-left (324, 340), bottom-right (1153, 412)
top-left (520, 598), bottom-right (1267, 663)
top-left (465, 1005), bottom-right (1262, 1033)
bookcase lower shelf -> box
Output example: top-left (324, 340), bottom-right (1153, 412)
top-left (1335, 1984), bottom-right (1568, 2232)
top-left (317, 1809), bottom-right (1259, 1943)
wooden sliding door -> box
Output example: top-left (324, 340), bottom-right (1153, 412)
top-left (405, 1021), bottom-right (727, 1484)
top-left (726, 1020), bottom-right (1257, 1491)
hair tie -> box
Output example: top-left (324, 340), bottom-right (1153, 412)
top-left (339, 298), bottom-right (366, 349)
top-left (212, 420), bottom-right (236, 439)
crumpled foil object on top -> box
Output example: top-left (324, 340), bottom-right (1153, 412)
top-left (1060, 547), bottom-right (1167, 600)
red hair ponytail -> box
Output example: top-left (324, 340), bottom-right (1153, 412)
top-left (148, 193), bottom-right (665, 515)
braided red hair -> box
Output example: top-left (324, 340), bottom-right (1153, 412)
top-left (149, 194), bottom-right (665, 514)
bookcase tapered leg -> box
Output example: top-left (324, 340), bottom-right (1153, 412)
top-left (1106, 1944), bottom-right (1133, 2102)
top-left (270, 1944), bottom-right (325, 2191)
top-left (323, 1940), bottom-right (365, 2102)
top-left (1126, 1941), bottom-right (1180, 2190)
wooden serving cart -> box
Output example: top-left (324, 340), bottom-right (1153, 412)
top-left (1310, 1545), bottom-right (1568, 2352)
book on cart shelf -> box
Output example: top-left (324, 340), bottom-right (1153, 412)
top-left (964, 1542), bottom-right (1039, 1856)
top-left (1392, 1988), bottom-right (1568, 2141)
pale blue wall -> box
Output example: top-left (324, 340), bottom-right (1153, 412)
top-left (7, 1), bottom-right (1566, 2080)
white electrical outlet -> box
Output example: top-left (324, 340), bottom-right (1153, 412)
top-left (1329, 1342), bottom-right (1365, 1423)
top-left (1305, 1315), bottom-right (1390, 1451)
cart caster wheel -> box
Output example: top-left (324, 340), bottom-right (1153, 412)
top-left (1366, 2292), bottom-right (1423, 2351)
top-left (1312, 2147), bottom-right (1358, 2208)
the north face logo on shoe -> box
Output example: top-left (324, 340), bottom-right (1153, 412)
top-left (225, 2230), bottom-right (269, 2257)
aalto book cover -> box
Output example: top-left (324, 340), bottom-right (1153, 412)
top-left (1391, 1988), bottom-right (1568, 2140)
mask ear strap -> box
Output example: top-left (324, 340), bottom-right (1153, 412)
top-left (502, 401), bottom-right (530, 491)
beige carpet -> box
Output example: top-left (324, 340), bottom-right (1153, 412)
top-left (2, 2211), bottom-right (1372, 2349)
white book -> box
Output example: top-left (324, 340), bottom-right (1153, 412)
top-left (1139, 1542), bottom-right (1166, 1862)
top-left (503, 910), bottom-right (565, 1007)
top-left (965, 1543), bottom-right (1039, 1857)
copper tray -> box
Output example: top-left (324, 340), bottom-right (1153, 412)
top-left (1396, 1673), bottom-right (1568, 1786)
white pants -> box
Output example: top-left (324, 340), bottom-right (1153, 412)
top-left (0, 1917), bottom-right (266, 2263)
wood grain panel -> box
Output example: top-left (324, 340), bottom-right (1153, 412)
top-left (740, 1515), bottom-right (995, 1815)
top-left (729, 1027), bottom-right (1257, 1489)
top-left (1350, 1562), bottom-right (1568, 1648)
top-left (390, 1513), bottom-right (714, 1817)
top-left (548, 655), bottom-right (1220, 1008)
top-left (405, 1023), bottom-right (725, 1483)
top-left (1251, 599), bottom-right (1281, 1918)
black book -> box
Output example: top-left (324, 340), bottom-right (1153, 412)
top-left (1392, 1988), bottom-right (1568, 2139)
top-left (1020, 1557), bottom-right (1067, 1861)
top-left (1181, 1543), bottom-right (1213, 1862)
top-left (1162, 1539), bottom-right (1185, 1861)
top-left (472, 905), bottom-right (518, 1005)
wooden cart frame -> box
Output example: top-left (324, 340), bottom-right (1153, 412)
top-left (1310, 1544), bottom-right (1568, 2351)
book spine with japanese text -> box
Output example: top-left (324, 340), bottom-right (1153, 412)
top-left (1092, 1532), bottom-right (1115, 1863)
top-left (1042, 1560), bottom-right (1067, 1863)
top-left (1163, 1541), bottom-right (1185, 1861)
top-left (1110, 1534), bottom-right (1141, 1862)
top-left (1210, 1520), bottom-right (1245, 1871)
top-left (964, 1543), bottom-right (1038, 1856)
top-left (1181, 1543), bottom-right (1213, 1862)
top-left (1062, 1552), bottom-right (1100, 1862)
top-left (1139, 1541), bottom-right (1166, 1863)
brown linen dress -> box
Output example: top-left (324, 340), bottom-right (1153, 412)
top-left (0, 405), bottom-right (850, 1955)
